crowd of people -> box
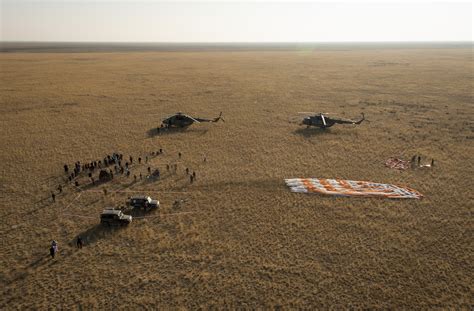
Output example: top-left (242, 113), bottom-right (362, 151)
top-left (49, 149), bottom-right (205, 258)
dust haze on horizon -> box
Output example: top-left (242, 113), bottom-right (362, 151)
top-left (1, 1), bottom-right (472, 42)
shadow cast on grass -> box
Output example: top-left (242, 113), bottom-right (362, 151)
top-left (293, 127), bottom-right (334, 138)
top-left (128, 207), bottom-right (159, 218)
top-left (71, 224), bottom-right (126, 247)
top-left (147, 127), bottom-right (208, 138)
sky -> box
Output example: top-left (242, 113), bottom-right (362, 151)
top-left (0, 0), bottom-right (472, 42)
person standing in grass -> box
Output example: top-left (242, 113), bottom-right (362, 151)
top-left (76, 236), bottom-right (83, 249)
top-left (50, 240), bottom-right (58, 259)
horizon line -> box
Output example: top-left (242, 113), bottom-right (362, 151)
top-left (1, 40), bottom-right (473, 44)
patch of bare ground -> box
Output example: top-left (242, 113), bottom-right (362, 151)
top-left (0, 48), bottom-right (472, 308)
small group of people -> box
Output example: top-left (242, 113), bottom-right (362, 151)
top-left (411, 155), bottom-right (435, 168)
top-left (185, 167), bottom-right (197, 183)
top-left (166, 163), bottom-right (179, 173)
top-left (49, 237), bottom-right (84, 259)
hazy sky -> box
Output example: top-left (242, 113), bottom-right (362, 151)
top-left (1, 0), bottom-right (472, 42)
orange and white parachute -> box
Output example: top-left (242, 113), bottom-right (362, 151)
top-left (285, 178), bottom-right (423, 199)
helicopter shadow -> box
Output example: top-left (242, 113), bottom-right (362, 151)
top-left (293, 127), bottom-right (336, 138)
top-left (146, 127), bottom-right (208, 138)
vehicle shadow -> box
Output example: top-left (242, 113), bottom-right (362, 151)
top-left (127, 207), bottom-right (158, 218)
top-left (70, 224), bottom-right (125, 247)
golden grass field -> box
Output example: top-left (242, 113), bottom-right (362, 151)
top-left (0, 45), bottom-right (473, 309)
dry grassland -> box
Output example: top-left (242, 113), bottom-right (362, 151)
top-left (0, 46), bottom-right (473, 309)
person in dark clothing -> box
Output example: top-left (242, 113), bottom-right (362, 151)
top-left (192, 171), bottom-right (196, 180)
top-left (50, 246), bottom-right (56, 259)
top-left (185, 168), bottom-right (189, 175)
top-left (51, 192), bottom-right (56, 202)
top-left (138, 157), bottom-right (142, 164)
top-left (129, 156), bottom-right (133, 164)
top-left (148, 166), bottom-right (151, 174)
top-left (50, 240), bottom-right (58, 259)
top-left (76, 236), bottom-right (83, 249)
top-left (417, 155), bottom-right (421, 166)
top-left (178, 152), bottom-right (182, 159)
top-left (64, 164), bottom-right (69, 173)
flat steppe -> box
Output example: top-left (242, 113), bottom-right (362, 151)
top-left (0, 45), bottom-right (472, 308)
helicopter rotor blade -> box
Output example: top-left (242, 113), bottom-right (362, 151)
top-left (297, 112), bottom-right (331, 115)
top-left (187, 116), bottom-right (201, 123)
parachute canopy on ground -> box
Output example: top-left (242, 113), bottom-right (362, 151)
top-left (285, 178), bottom-right (423, 199)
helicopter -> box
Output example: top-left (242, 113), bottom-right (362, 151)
top-left (161, 112), bottom-right (224, 128)
top-left (297, 112), bottom-right (365, 129)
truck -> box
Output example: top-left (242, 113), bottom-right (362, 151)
top-left (128, 195), bottom-right (160, 210)
top-left (100, 208), bottom-right (132, 226)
